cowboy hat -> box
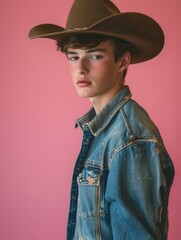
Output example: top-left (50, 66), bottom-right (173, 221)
top-left (28, 0), bottom-right (164, 64)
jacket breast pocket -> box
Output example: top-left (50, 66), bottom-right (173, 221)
top-left (77, 166), bottom-right (101, 220)
top-left (76, 165), bottom-right (112, 239)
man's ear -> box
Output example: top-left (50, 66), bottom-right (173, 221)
top-left (118, 52), bottom-right (131, 72)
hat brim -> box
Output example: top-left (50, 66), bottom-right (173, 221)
top-left (29, 12), bottom-right (164, 64)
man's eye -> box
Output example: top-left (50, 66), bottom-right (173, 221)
top-left (89, 55), bottom-right (103, 60)
top-left (67, 56), bottom-right (78, 61)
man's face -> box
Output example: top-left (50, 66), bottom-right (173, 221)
top-left (66, 41), bottom-right (126, 104)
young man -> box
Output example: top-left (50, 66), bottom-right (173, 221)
top-left (29, 0), bottom-right (175, 239)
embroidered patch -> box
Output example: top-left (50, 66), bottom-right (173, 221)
top-left (77, 167), bottom-right (100, 185)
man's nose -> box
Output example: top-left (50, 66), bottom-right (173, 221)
top-left (76, 58), bottom-right (89, 75)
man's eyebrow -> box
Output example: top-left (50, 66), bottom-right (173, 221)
top-left (85, 48), bottom-right (106, 53)
top-left (66, 50), bottom-right (77, 55)
top-left (66, 48), bottom-right (106, 55)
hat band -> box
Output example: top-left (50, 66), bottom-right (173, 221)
top-left (66, 27), bottom-right (88, 32)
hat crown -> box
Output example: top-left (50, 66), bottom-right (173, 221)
top-left (29, 0), bottom-right (164, 64)
top-left (66, 0), bottom-right (120, 30)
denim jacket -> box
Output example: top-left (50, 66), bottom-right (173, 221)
top-left (66, 86), bottom-right (174, 240)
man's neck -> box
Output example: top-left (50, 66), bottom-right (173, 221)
top-left (90, 85), bottom-right (124, 114)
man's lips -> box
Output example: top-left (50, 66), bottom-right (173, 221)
top-left (76, 80), bottom-right (92, 87)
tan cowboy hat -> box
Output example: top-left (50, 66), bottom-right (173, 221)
top-left (29, 0), bottom-right (164, 64)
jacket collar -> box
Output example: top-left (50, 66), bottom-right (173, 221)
top-left (75, 85), bottom-right (132, 136)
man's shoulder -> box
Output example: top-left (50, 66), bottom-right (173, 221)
top-left (118, 99), bottom-right (160, 139)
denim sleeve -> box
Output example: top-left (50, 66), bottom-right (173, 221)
top-left (105, 141), bottom-right (174, 240)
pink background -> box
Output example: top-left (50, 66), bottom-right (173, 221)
top-left (0, 0), bottom-right (180, 239)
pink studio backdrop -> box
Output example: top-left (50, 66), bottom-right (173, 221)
top-left (0, 0), bottom-right (180, 239)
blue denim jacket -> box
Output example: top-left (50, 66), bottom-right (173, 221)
top-left (67, 86), bottom-right (174, 240)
